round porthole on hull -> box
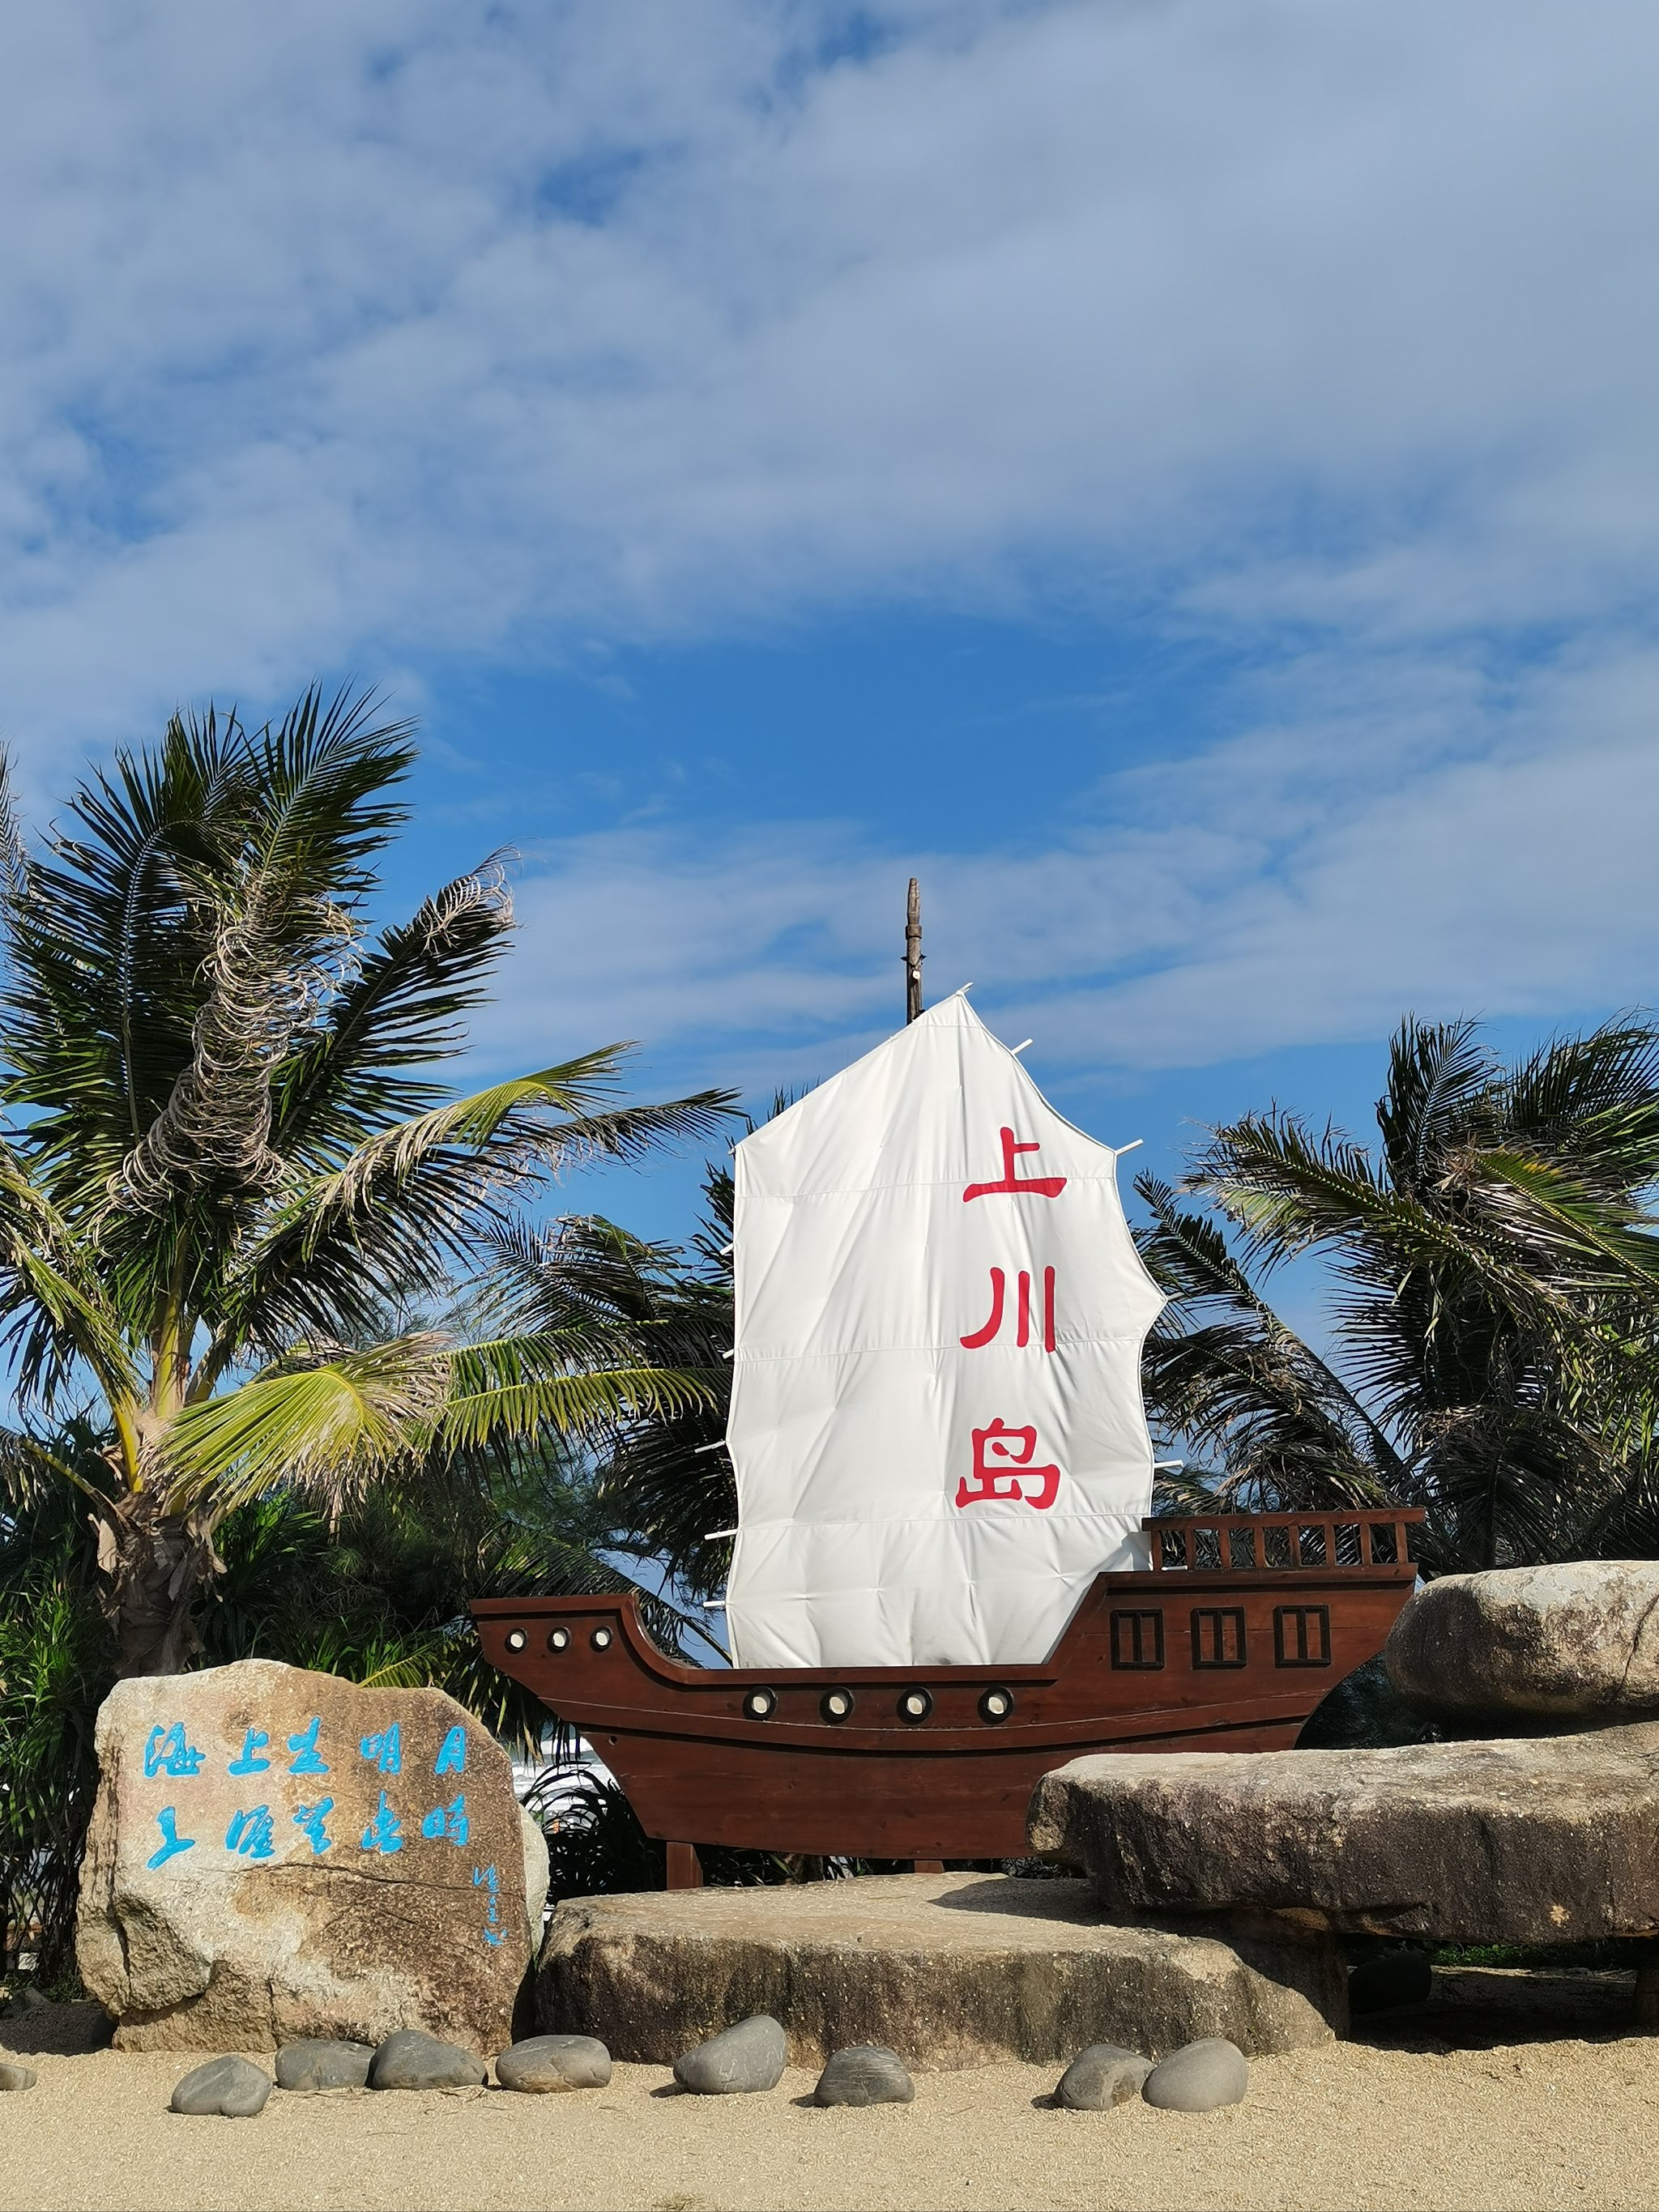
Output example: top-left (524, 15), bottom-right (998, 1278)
top-left (820, 1687), bottom-right (855, 1724)
top-left (978, 1686), bottom-right (1014, 1724)
top-left (547, 1626), bottom-right (570, 1652)
top-left (591, 1626), bottom-right (613, 1651)
top-left (505, 1629), bottom-right (527, 1654)
top-left (744, 1687), bottom-right (778, 1721)
top-left (898, 1687), bottom-right (933, 1723)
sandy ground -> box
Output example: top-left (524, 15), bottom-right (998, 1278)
top-left (0, 1994), bottom-right (1653, 2212)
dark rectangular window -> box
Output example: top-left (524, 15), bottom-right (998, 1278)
top-left (1274, 1604), bottom-right (1332, 1667)
top-left (1111, 1609), bottom-right (1165, 1670)
top-left (1191, 1607), bottom-right (1247, 1669)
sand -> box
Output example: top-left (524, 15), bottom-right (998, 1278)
top-left (0, 1997), bottom-right (1653, 2212)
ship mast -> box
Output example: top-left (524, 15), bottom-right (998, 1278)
top-left (904, 876), bottom-right (923, 1024)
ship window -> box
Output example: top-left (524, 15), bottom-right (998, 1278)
top-left (1274, 1605), bottom-right (1332, 1667)
top-left (1191, 1607), bottom-right (1247, 1669)
top-left (1367, 1522), bottom-right (1398, 1566)
top-left (1334, 1522), bottom-right (1363, 1567)
top-left (1263, 1525), bottom-right (1294, 1568)
top-left (1297, 1524), bottom-right (1327, 1566)
top-left (1111, 1609), bottom-right (1165, 1670)
top-left (1228, 1527), bottom-right (1256, 1570)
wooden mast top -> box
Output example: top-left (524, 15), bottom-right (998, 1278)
top-left (904, 877), bottom-right (923, 1024)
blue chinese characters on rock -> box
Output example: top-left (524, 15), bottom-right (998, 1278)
top-left (137, 1708), bottom-right (505, 1946)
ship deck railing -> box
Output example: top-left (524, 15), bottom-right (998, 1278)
top-left (1143, 1507), bottom-right (1425, 1575)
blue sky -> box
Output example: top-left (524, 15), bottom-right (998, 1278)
top-left (4, 0), bottom-right (1658, 1297)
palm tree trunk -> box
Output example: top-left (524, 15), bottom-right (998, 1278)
top-left (94, 1494), bottom-right (220, 1678)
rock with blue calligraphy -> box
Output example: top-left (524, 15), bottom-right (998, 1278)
top-left (76, 1659), bottom-right (540, 2057)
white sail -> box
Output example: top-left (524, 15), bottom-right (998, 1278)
top-left (723, 995), bottom-right (1166, 1669)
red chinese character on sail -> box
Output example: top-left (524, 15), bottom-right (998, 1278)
top-left (962, 1127), bottom-right (1067, 1203)
top-left (954, 1419), bottom-right (1061, 1511)
top-left (960, 1267), bottom-right (1057, 1352)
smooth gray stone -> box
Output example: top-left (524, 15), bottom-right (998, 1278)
top-left (169, 2055), bottom-right (272, 2117)
top-left (812, 2045), bottom-right (914, 2108)
top-left (1056, 2043), bottom-right (1150, 2110)
top-left (1349, 1950), bottom-right (1433, 2015)
top-left (275, 2039), bottom-right (376, 2092)
top-left (1142, 2038), bottom-right (1248, 2112)
top-left (496, 2034), bottom-right (612, 2093)
top-left (1386, 1563), bottom-right (1659, 1723)
top-left (673, 2014), bottom-right (787, 2095)
top-left (367, 2029), bottom-right (488, 2091)
top-left (0, 2064), bottom-right (35, 2092)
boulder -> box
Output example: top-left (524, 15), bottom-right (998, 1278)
top-left (75, 1659), bottom-right (531, 2054)
top-left (1385, 1563), bottom-right (1659, 1724)
top-left (0, 2065), bottom-right (35, 2092)
top-left (368, 2029), bottom-right (488, 2091)
top-left (813, 2045), bottom-right (915, 2107)
top-left (169, 2055), bottom-right (272, 2117)
top-left (495, 2033), bottom-right (612, 2092)
top-left (540, 1872), bottom-right (1345, 2069)
top-left (1055, 2044), bottom-right (1149, 2110)
top-left (1296, 1656), bottom-right (1441, 1750)
top-left (674, 2014), bottom-right (787, 2095)
top-left (275, 2039), bottom-right (375, 2092)
top-left (1029, 1722), bottom-right (1659, 1944)
top-left (1141, 2039), bottom-right (1247, 2112)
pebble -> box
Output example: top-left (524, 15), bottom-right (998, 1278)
top-left (672, 2014), bottom-right (787, 2095)
top-left (496, 2034), bottom-right (612, 2093)
top-left (0, 2064), bottom-right (35, 2092)
top-left (1056, 2043), bottom-right (1151, 2110)
top-left (169, 2055), bottom-right (272, 2118)
top-left (275, 2039), bottom-right (376, 2092)
top-left (1141, 2038), bottom-right (1249, 2112)
top-left (367, 2030), bottom-right (488, 2091)
top-left (812, 2045), bottom-right (915, 2107)
top-left (1350, 1950), bottom-right (1434, 2015)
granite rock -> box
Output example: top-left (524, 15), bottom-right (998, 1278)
top-left (169, 2055), bottom-right (272, 2117)
top-left (1385, 1564), bottom-right (1659, 1724)
top-left (1142, 2038), bottom-right (1247, 2112)
top-left (368, 2029), bottom-right (488, 2091)
top-left (495, 2034), bottom-right (612, 2093)
top-left (75, 1660), bottom-right (530, 2053)
top-left (1029, 1724), bottom-right (1659, 1944)
top-left (1055, 2043), bottom-right (1150, 2110)
top-left (812, 2045), bottom-right (914, 2107)
top-left (275, 2039), bottom-right (375, 2092)
top-left (673, 2015), bottom-right (787, 2095)
top-left (540, 1872), bottom-right (1343, 2069)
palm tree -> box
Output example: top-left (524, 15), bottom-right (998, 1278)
top-left (1139, 1016), bottom-right (1659, 1574)
top-left (0, 685), bottom-right (733, 1676)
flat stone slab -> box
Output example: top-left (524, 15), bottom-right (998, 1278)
top-left (539, 1873), bottom-right (1343, 2069)
top-left (1028, 1722), bottom-right (1659, 1943)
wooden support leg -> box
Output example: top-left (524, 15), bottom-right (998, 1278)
top-left (666, 1842), bottom-right (703, 1890)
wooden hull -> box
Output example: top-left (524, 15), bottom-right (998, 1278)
top-left (473, 1509), bottom-right (1422, 1863)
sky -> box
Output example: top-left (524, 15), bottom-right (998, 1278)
top-left (3, 0), bottom-right (1657, 1272)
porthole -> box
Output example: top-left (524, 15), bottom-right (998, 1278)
top-left (505, 1629), bottom-right (527, 1653)
top-left (821, 1687), bottom-right (855, 1724)
top-left (898, 1687), bottom-right (933, 1723)
top-left (978, 1686), bottom-right (1014, 1724)
top-left (591, 1626), bottom-right (613, 1651)
top-left (744, 1687), bottom-right (778, 1721)
top-left (547, 1626), bottom-right (570, 1653)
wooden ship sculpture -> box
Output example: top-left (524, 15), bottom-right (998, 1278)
top-left (475, 888), bottom-right (1420, 1882)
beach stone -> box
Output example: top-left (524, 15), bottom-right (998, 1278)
top-left (169, 2054), bottom-right (272, 2116)
top-left (0, 2065), bottom-right (35, 2091)
top-left (75, 1659), bottom-right (530, 2054)
top-left (1142, 2038), bottom-right (1247, 2112)
top-left (274, 2039), bottom-right (375, 2091)
top-left (1385, 1563), bottom-right (1659, 1724)
top-left (1056, 2043), bottom-right (1150, 2110)
top-left (674, 2014), bottom-right (787, 2095)
top-left (1349, 1951), bottom-right (1434, 2015)
top-left (539, 1871), bottom-right (1344, 2069)
top-left (813, 2045), bottom-right (915, 2107)
top-left (496, 2033), bottom-right (612, 2092)
top-left (1029, 1722), bottom-right (1659, 1944)
top-left (367, 2028), bottom-right (488, 2091)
